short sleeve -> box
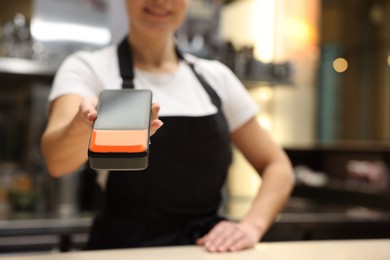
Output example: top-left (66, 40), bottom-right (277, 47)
top-left (48, 51), bottom-right (102, 102)
top-left (218, 63), bottom-right (259, 132)
top-left (196, 59), bottom-right (259, 133)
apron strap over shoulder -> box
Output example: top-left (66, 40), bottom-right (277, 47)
top-left (117, 38), bottom-right (134, 89)
top-left (117, 37), bottom-right (222, 109)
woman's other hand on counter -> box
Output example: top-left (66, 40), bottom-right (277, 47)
top-left (196, 220), bottom-right (261, 253)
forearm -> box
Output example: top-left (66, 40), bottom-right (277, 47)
top-left (197, 162), bottom-right (294, 252)
top-left (41, 114), bottom-right (92, 177)
top-left (240, 162), bottom-right (295, 238)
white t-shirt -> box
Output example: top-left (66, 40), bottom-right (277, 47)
top-left (49, 45), bottom-right (258, 133)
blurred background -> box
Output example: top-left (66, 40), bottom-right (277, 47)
top-left (0, 0), bottom-right (390, 255)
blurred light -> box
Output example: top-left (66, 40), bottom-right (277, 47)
top-left (284, 18), bottom-right (316, 53)
top-left (369, 4), bottom-right (384, 25)
top-left (31, 18), bottom-right (111, 45)
top-left (221, 0), bottom-right (276, 62)
top-left (252, 0), bottom-right (276, 62)
top-left (333, 58), bottom-right (348, 73)
top-left (387, 55), bottom-right (390, 66)
top-left (252, 87), bottom-right (274, 103)
top-left (258, 113), bottom-right (273, 132)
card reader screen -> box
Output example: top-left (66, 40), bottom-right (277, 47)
top-left (93, 90), bottom-right (152, 130)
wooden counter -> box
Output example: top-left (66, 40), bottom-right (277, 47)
top-left (2, 239), bottom-right (389, 260)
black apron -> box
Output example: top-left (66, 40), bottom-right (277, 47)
top-left (86, 38), bottom-right (232, 250)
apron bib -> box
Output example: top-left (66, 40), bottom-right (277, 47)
top-left (86, 38), bottom-right (232, 250)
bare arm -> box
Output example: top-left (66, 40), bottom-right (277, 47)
top-left (197, 117), bottom-right (295, 252)
top-left (41, 94), bottom-right (96, 177)
top-left (234, 117), bottom-right (294, 238)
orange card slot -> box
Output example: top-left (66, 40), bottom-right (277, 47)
top-left (89, 129), bottom-right (148, 153)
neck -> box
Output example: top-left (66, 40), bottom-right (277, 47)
top-left (128, 32), bottom-right (179, 72)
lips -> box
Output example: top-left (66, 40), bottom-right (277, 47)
top-left (144, 7), bottom-right (172, 18)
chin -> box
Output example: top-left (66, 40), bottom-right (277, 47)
top-left (144, 25), bottom-right (176, 38)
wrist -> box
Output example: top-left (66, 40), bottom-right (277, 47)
top-left (240, 217), bottom-right (267, 239)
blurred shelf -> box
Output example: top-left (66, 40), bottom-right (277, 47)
top-left (292, 182), bottom-right (390, 211)
top-left (0, 57), bottom-right (57, 77)
top-left (0, 216), bottom-right (92, 237)
top-left (284, 143), bottom-right (390, 212)
top-left (284, 141), bottom-right (390, 152)
top-left (0, 213), bottom-right (93, 253)
top-left (241, 78), bottom-right (293, 89)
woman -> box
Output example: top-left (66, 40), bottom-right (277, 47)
top-left (41, 0), bottom-right (294, 253)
